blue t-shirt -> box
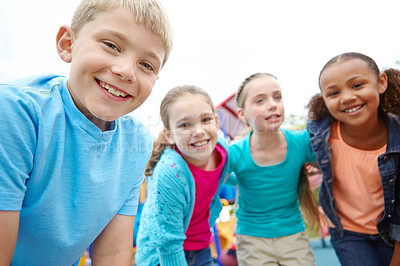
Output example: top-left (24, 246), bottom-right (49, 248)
top-left (229, 129), bottom-right (315, 238)
top-left (0, 75), bottom-right (153, 265)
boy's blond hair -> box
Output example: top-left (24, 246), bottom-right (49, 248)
top-left (71, 0), bottom-right (173, 66)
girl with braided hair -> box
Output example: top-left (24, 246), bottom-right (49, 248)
top-left (135, 85), bottom-right (230, 266)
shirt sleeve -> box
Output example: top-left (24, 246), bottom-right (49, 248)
top-left (146, 160), bottom-right (190, 266)
top-left (224, 143), bottom-right (239, 186)
top-left (118, 127), bottom-right (152, 216)
top-left (0, 86), bottom-right (37, 210)
top-left (303, 129), bottom-right (317, 163)
top-left (392, 180), bottom-right (400, 242)
top-left (118, 175), bottom-right (144, 216)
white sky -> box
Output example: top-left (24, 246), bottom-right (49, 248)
top-left (1, 0), bottom-right (400, 136)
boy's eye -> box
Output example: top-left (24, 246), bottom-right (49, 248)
top-left (352, 83), bottom-right (363, 89)
top-left (103, 41), bottom-right (120, 52)
top-left (140, 62), bottom-right (154, 72)
top-left (202, 117), bottom-right (213, 123)
top-left (255, 98), bottom-right (264, 104)
top-left (274, 95), bottom-right (282, 100)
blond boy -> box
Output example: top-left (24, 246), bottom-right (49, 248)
top-left (0, 0), bottom-right (172, 264)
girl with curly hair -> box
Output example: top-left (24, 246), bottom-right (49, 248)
top-left (307, 52), bottom-right (400, 266)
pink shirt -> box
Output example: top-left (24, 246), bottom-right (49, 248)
top-left (183, 144), bottom-right (227, 250)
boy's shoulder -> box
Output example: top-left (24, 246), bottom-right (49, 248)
top-left (118, 114), bottom-right (154, 138)
top-left (0, 74), bottom-right (66, 118)
top-left (0, 74), bottom-right (66, 103)
top-left (3, 74), bottom-right (65, 92)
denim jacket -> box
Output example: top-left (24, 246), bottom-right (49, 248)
top-left (307, 113), bottom-right (400, 246)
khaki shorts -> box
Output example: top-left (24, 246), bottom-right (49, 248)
top-left (236, 232), bottom-right (315, 266)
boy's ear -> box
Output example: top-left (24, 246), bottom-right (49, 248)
top-left (163, 128), bottom-right (175, 145)
top-left (56, 25), bottom-right (74, 63)
top-left (378, 72), bottom-right (388, 94)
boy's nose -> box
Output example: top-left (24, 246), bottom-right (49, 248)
top-left (112, 59), bottom-right (136, 82)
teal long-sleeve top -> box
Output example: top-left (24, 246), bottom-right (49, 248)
top-left (135, 136), bottom-right (230, 266)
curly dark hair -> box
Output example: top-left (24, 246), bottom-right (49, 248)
top-left (380, 68), bottom-right (400, 116)
top-left (307, 52), bottom-right (400, 121)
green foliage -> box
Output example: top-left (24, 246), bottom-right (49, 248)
top-left (283, 114), bottom-right (307, 129)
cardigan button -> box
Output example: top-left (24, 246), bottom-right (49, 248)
top-left (388, 214), bottom-right (392, 218)
top-left (389, 179), bottom-right (395, 185)
top-left (392, 199), bottom-right (396, 204)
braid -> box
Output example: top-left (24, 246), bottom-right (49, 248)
top-left (144, 132), bottom-right (172, 177)
top-left (380, 68), bottom-right (400, 116)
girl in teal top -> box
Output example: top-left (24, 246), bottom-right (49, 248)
top-left (229, 73), bottom-right (319, 265)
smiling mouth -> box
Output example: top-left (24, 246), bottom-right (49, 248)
top-left (344, 105), bottom-right (363, 113)
top-left (98, 80), bottom-right (128, 98)
top-left (191, 140), bottom-right (208, 147)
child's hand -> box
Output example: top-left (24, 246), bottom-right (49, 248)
top-left (389, 241), bottom-right (400, 266)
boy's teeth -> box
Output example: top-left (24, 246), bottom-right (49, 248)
top-left (193, 141), bottom-right (207, 147)
top-left (101, 83), bottom-right (127, 97)
top-left (345, 106), bottom-right (362, 113)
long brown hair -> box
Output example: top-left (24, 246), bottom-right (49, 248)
top-left (308, 52), bottom-right (400, 121)
top-left (298, 164), bottom-right (321, 231)
top-left (145, 85), bottom-right (215, 177)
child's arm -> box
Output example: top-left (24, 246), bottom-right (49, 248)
top-left (224, 173), bottom-right (238, 186)
top-left (146, 162), bottom-right (190, 265)
top-left (91, 214), bottom-right (135, 265)
top-left (0, 211), bottom-right (19, 264)
top-left (0, 86), bottom-right (37, 264)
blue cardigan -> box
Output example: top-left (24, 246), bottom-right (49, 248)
top-left (135, 136), bottom-right (230, 265)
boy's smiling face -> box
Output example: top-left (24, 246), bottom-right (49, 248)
top-left (56, 7), bottom-right (165, 130)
